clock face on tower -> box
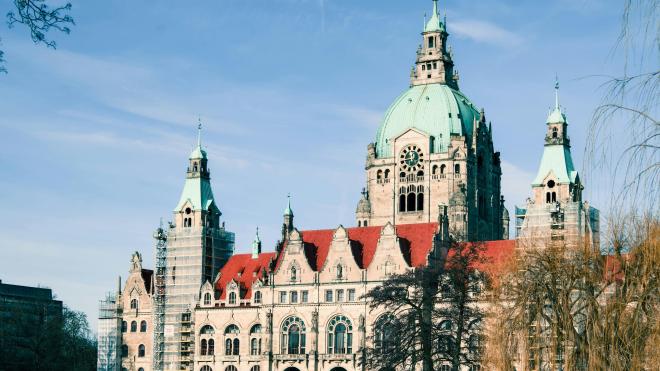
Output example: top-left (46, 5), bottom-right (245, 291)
top-left (399, 145), bottom-right (424, 173)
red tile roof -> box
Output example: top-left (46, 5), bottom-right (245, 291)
top-left (215, 253), bottom-right (276, 300)
top-left (213, 223), bottom-right (517, 300)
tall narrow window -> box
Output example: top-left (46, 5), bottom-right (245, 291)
top-left (440, 164), bottom-right (446, 174)
top-left (254, 291), bottom-right (262, 304)
top-left (130, 321), bottom-right (137, 332)
top-left (228, 292), bottom-right (236, 305)
top-left (138, 344), bottom-right (145, 357)
top-left (417, 193), bottom-right (424, 211)
top-left (201, 339), bottom-right (207, 355)
top-left (428, 36), bottom-right (434, 48)
top-left (208, 339), bottom-right (215, 355)
top-left (281, 317), bottom-right (306, 354)
top-left (204, 292), bottom-right (212, 306)
top-left (455, 164), bottom-right (460, 174)
top-left (399, 194), bottom-right (406, 212)
top-left (130, 299), bottom-right (138, 310)
top-left (291, 266), bottom-right (297, 281)
top-left (407, 193), bottom-right (416, 212)
top-left (140, 320), bottom-right (147, 332)
top-left (327, 315), bottom-right (353, 354)
top-left (232, 338), bottom-right (240, 355)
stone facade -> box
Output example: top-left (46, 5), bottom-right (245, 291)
top-left (97, 2), bottom-right (600, 371)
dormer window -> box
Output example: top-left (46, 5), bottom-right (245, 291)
top-left (254, 291), bottom-right (262, 304)
top-left (203, 292), bottom-right (212, 306)
top-left (228, 292), bottom-right (237, 305)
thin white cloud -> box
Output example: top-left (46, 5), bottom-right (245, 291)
top-left (449, 20), bottom-right (524, 47)
top-left (501, 160), bottom-right (534, 209)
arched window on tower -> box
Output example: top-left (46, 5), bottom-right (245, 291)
top-left (552, 192), bottom-right (557, 203)
top-left (432, 165), bottom-right (438, 175)
top-left (407, 192), bottom-right (416, 212)
top-left (193, 162), bottom-right (198, 172)
top-left (552, 127), bottom-right (558, 138)
top-left (377, 170), bottom-right (383, 180)
top-left (455, 164), bottom-right (461, 174)
top-left (546, 192), bottom-right (551, 204)
top-left (384, 169), bottom-right (390, 179)
top-left (440, 164), bottom-right (446, 174)
top-left (417, 193), bottom-right (424, 211)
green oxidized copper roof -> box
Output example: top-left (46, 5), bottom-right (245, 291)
top-left (189, 145), bottom-right (207, 160)
top-left (174, 174), bottom-right (219, 212)
top-left (375, 83), bottom-right (479, 158)
top-left (284, 194), bottom-right (293, 216)
top-left (532, 145), bottom-right (578, 185)
top-left (546, 107), bottom-right (566, 124)
top-left (424, 0), bottom-right (445, 33)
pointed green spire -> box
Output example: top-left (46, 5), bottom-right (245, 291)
top-left (251, 227), bottom-right (261, 258)
top-left (284, 193), bottom-right (294, 217)
top-left (190, 119), bottom-right (207, 159)
top-left (547, 76), bottom-right (566, 124)
top-left (424, 0), bottom-right (444, 33)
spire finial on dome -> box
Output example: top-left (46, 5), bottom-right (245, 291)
top-left (554, 74), bottom-right (560, 110)
top-left (252, 226), bottom-right (261, 258)
top-left (284, 193), bottom-right (294, 217)
top-left (197, 117), bottom-right (203, 147)
top-left (433, 0), bottom-right (439, 16)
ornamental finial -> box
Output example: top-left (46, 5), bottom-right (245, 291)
top-left (197, 117), bottom-right (203, 147)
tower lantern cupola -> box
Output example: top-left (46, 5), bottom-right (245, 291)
top-left (188, 122), bottom-right (210, 179)
top-left (411, 0), bottom-right (456, 88)
top-left (281, 194), bottom-right (294, 241)
top-left (251, 227), bottom-right (262, 258)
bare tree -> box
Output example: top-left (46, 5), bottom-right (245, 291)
top-left (1, 0), bottom-right (74, 73)
top-left (363, 242), bottom-right (490, 371)
top-left (485, 218), bottom-right (659, 371)
top-left (586, 0), bottom-right (659, 215)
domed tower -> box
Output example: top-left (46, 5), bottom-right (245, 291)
top-left (355, 188), bottom-right (371, 227)
top-left (517, 81), bottom-right (599, 250)
top-left (358, 0), bottom-right (504, 241)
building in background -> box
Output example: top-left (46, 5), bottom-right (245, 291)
top-left (0, 280), bottom-right (64, 368)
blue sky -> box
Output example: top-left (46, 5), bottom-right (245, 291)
top-left (0, 0), bottom-right (624, 329)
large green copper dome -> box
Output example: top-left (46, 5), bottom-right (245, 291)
top-left (375, 83), bottom-right (480, 158)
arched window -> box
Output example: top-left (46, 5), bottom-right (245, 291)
top-left (290, 266), bottom-right (297, 281)
top-left (375, 314), bottom-right (396, 354)
top-left (399, 194), bottom-right (406, 212)
top-left (225, 366), bottom-right (237, 371)
top-left (358, 221), bottom-right (362, 227)
top-left (417, 170), bottom-right (424, 177)
top-left (201, 339), bottom-right (207, 355)
top-left (232, 338), bottom-right (239, 355)
top-left (200, 325), bottom-right (215, 335)
top-left (336, 264), bottom-right (343, 279)
top-left (251, 338), bottom-right (259, 355)
top-left (407, 192), bottom-right (416, 212)
top-left (138, 368), bottom-right (144, 371)
top-left (225, 338), bottom-right (232, 355)
top-left (440, 164), bottom-right (446, 174)
top-left (552, 192), bottom-right (557, 203)
top-left (417, 193), bottom-right (424, 211)
top-left (138, 344), bottom-right (145, 357)
top-left (377, 170), bottom-right (383, 180)
top-left (228, 292), bottom-right (236, 305)
top-left (204, 292), bottom-right (212, 305)
top-left (552, 127), bottom-right (558, 138)
top-left (454, 164), bottom-right (460, 174)
top-left (130, 321), bottom-right (137, 332)
top-left (225, 324), bottom-right (239, 334)
top-left (364, 220), bottom-right (368, 227)
top-left (281, 316), bottom-right (306, 354)
top-left (200, 366), bottom-right (213, 371)
top-left (121, 321), bottom-right (127, 333)
top-left (130, 299), bottom-right (138, 310)
top-left (140, 320), bottom-right (147, 332)
top-left (432, 165), bottom-right (438, 175)
top-left (121, 344), bottom-right (128, 357)
top-left (208, 339), bottom-right (215, 355)
top-left (193, 162), bottom-right (198, 172)
top-left (254, 291), bottom-right (262, 304)
top-left (384, 169), bottom-right (390, 179)
top-left (439, 320), bottom-right (454, 354)
top-left (327, 315), bottom-right (353, 354)
top-left (546, 192), bottom-right (551, 203)
top-left (250, 366), bottom-right (261, 371)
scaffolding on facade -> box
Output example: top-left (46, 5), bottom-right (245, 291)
top-left (153, 222), bottom-right (168, 371)
top-left (97, 292), bottom-right (120, 371)
top-left (516, 201), bottom-right (599, 250)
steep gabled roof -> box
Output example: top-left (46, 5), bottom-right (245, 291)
top-left (215, 253), bottom-right (276, 300)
